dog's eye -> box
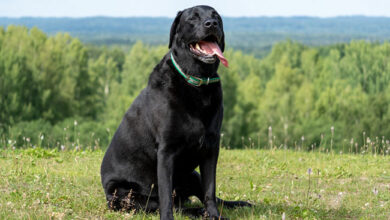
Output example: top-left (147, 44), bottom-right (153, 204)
top-left (188, 12), bottom-right (200, 21)
top-left (212, 12), bottom-right (221, 20)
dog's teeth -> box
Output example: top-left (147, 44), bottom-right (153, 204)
top-left (195, 43), bottom-right (201, 51)
top-left (195, 43), bottom-right (207, 54)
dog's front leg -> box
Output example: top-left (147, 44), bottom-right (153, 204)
top-left (200, 145), bottom-right (220, 219)
top-left (157, 147), bottom-right (175, 220)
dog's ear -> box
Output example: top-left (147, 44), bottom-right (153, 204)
top-left (219, 17), bottom-right (225, 52)
top-left (221, 34), bottom-right (225, 52)
top-left (169, 10), bottom-right (183, 49)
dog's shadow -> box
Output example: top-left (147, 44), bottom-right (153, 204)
top-left (174, 200), bottom-right (254, 220)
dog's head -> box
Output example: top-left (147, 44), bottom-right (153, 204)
top-left (169, 5), bottom-right (227, 67)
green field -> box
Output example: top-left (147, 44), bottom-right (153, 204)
top-left (0, 147), bottom-right (389, 219)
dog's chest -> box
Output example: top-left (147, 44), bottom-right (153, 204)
top-left (166, 86), bottom-right (221, 149)
top-left (201, 95), bottom-right (212, 107)
top-left (181, 115), bottom-right (206, 148)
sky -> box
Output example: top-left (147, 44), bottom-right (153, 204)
top-left (0, 0), bottom-right (389, 17)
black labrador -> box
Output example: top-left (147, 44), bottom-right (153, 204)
top-left (100, 5), bottom-right (251, 220)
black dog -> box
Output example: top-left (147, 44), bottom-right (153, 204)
top-left (101, 5), bottom-right (250, 220)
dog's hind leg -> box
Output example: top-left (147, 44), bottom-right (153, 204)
top-left (104, 180), bottom-right (159, 212)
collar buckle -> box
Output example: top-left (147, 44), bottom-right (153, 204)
top-left (188, 77), bottom-right (203, 87)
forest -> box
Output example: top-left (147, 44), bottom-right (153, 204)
top-left (2, 16), bottom-right (390, 57)
top-left (1, 25), bottom-right (390, 152)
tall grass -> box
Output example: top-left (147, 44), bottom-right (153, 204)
top-left (2, 124), bottom-right (390, 157)
top-left (222, 126), bottom-right (390, 157)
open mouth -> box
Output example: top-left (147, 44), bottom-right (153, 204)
top-left (189, 35), bottom-right (228, 67)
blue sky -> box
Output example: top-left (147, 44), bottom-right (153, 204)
top-left (0, 0), bottom-right (389, 17)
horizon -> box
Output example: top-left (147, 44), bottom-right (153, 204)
top-left (1, 15), bottom-right (390, 19)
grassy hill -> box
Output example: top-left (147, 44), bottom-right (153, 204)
top-left (1, 147), bottom-right (389, 219)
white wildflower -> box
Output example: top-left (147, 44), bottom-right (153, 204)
top-left (372, 188), bottom-right (378, 196)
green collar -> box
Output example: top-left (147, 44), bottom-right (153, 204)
top-left (170, 52), bottom-right (220, 87)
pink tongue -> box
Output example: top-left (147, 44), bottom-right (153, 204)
top-left (198, 41), bottom-right (228, 67)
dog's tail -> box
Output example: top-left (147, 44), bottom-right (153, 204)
top-left (216, 197), bottom-right (253, 208)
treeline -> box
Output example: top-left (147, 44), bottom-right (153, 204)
top-left (2, 16), bottom-right (390, 37)
top-left (3, 16), bottom-right (390, 58)
top-left (1, 26), bottom-right (390, 152)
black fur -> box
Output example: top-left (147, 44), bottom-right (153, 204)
top-left (100, 5), bottom-right (251, 220)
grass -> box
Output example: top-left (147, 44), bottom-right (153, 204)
top-left (0, 147), bottom-right (389, 219)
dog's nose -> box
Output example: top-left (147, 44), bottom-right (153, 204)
top-left (204, 19), bottom-right (218, 28)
